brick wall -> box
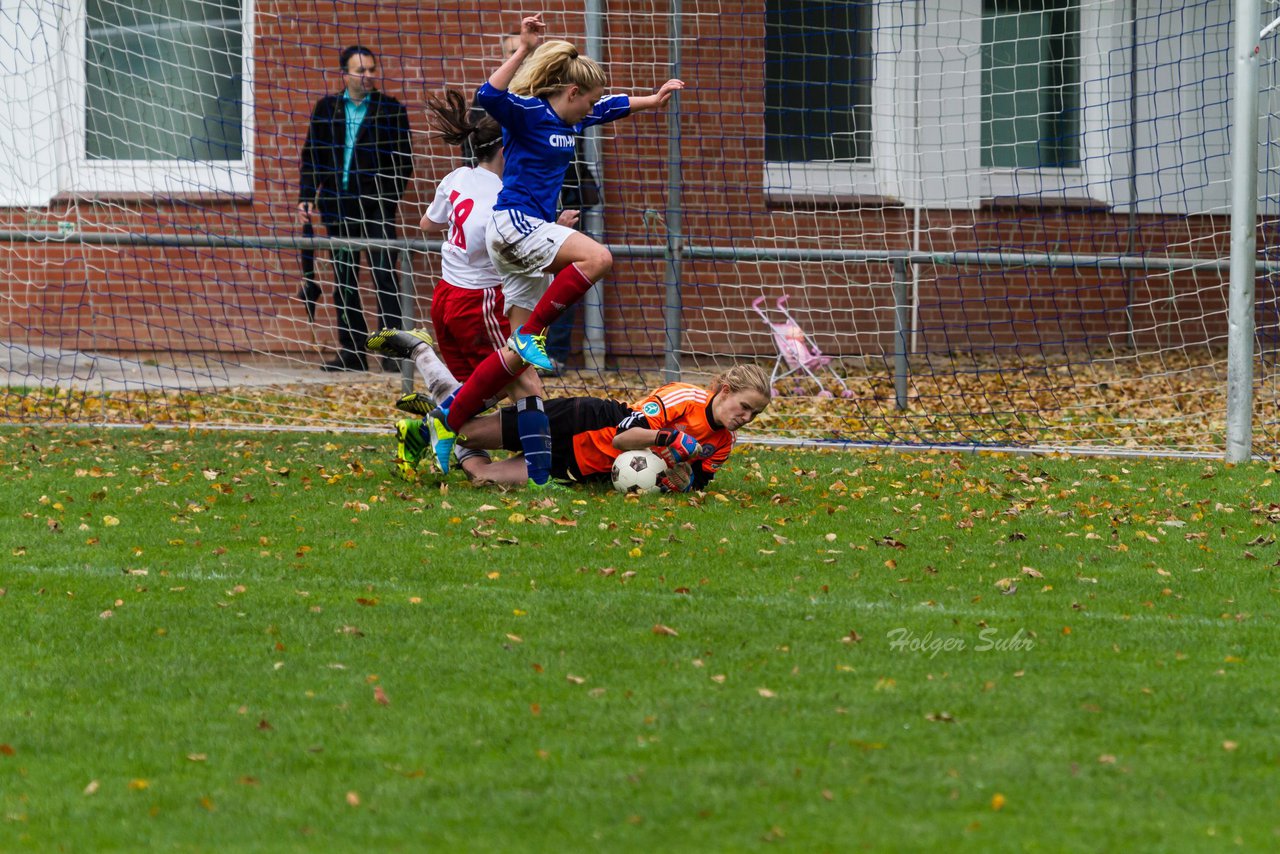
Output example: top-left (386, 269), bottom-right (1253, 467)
top-left (0, 0), bottom-right (1259, 366)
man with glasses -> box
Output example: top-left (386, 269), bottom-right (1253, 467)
top-left (298, 45), bottom-right (413, 372)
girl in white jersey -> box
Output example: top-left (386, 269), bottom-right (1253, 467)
top-left (422, 91), bottom-right (510, 382)
top-left (423, 14), bottom-right (684, 484)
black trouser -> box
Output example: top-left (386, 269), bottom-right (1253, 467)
top-left (324, 207), bottom-right (402, 363)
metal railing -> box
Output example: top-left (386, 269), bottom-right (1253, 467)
top-left (1, 225), bottom-right (1260, 426)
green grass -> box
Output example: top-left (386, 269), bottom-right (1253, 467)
top-left (2, 426), bottom-right (1278, 850)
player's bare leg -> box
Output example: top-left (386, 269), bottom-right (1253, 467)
top-left (509, 233), bottom-right (612, 371)
top-left (463, 457), bottom-right (534, 487)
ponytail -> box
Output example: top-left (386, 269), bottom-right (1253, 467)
top-left (425, 89), bottom-right (503, 162)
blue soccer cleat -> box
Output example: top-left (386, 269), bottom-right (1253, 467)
top-left (426, 406), bottom-right (457, 474)
top-left (507, 329), bottom-right (555, 373)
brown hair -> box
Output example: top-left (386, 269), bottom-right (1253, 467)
top-left (510, 40), bottom-right (606, 99)
top-left (425, 90), bottom-right (502, 162)
top-left (712, 365), bottom-right (773, 403)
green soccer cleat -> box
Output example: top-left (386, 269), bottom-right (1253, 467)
top-left (367, 328), bottom-right (435, 361)
top-left (395, 391), bottom-right (434, 417)
top-left (507, 329), bottom-right (555, 373)
top-left (394, 418), bottom-right (428, 482)
top-left (526, 478), bottom-right (571, 493)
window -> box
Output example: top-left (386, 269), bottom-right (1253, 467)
top-left (981, 0), bottom-right (1080, 169)
top-left (73, 0), bottom-right (253, 195)
top-left (86, 0), bottom-right (243, 162)
top-left (765, 0), bottom-right (873, 163)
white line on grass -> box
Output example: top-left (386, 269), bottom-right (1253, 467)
top-left (7, 564), bottom-right (1260, 631)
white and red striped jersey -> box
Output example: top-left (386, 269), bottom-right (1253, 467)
top-left (426, 166), bottom-right (503, 290)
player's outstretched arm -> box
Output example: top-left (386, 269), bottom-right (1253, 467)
top-left (615, 426), bottom-right (708, 466)
top-left (612, 426), bottom-right (662, 451)
top-left (489, 14), bottom-right (544, 91)
top-left (627, 79), bottom-right (685, 114)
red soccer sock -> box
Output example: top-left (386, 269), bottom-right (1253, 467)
top-left (446, 349), bottom-right (520, 433)
top-left (520, 263), bottom-right (594, 335)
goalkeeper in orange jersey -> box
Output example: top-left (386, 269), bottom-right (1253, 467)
top-left (394, 364), bottom-right (771, 491)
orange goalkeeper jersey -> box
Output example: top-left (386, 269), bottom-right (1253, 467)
top-left (571, 383), bottom-right (736, 477)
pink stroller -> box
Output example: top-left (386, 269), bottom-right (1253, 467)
top-left (751, 294), bottom-right (852, 398)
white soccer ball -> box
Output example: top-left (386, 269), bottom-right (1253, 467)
top-left (611, 449), bottom-right (668, 494)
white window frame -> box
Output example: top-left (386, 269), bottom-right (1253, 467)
top-left (765, 1), bottom-right (1121, 208)
top-left (763, 0), bottom-right (879, 202)
top-left (977, 0), bottom-right (1090, 200)
top-left (0, 1), bottom-right (64, 207)
top-left (765, 161), bottom-right (880, 199)
top-left (61, 0), bottom-right (255, 197)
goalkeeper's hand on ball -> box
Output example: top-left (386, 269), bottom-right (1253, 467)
top-left (650, 429), bottom-right (711, 466)
top-left (658, 463), bottom-right (694, 493)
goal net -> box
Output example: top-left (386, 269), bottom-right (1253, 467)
top-left (1, 1), bottom-right (1275, 456)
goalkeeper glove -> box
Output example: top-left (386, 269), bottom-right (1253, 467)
top-left (651, 429), bottom-right (705, 466)
top-left (658, 463), bottom-right (694, 493)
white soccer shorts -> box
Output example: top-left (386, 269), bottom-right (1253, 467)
top-left (485, 209), bottom-right (575, 311)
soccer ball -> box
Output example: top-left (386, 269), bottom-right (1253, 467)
top-left (611, 449), bottom-right (668, 494)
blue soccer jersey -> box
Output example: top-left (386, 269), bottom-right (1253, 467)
top-left (475, 81), bottom-right (630, 222)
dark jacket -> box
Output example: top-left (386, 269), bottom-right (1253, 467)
top-left (299, 89), bottom-right (413, 223)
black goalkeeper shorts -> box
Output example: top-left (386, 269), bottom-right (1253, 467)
top-left (499, 396), bottom-right (631, 482)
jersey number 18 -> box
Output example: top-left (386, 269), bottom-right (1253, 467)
top-left (447, 190), bottom-right (474, 250)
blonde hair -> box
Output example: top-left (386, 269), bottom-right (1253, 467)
top-left (711, 364), bottom-right (772, 403)
top-left (510, 40), bottom-right (606, 99)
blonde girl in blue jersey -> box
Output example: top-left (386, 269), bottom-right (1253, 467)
top-left (367, 90), bottom-right (579, 484)
top-left (424, 13), bottom-right (684, 485)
